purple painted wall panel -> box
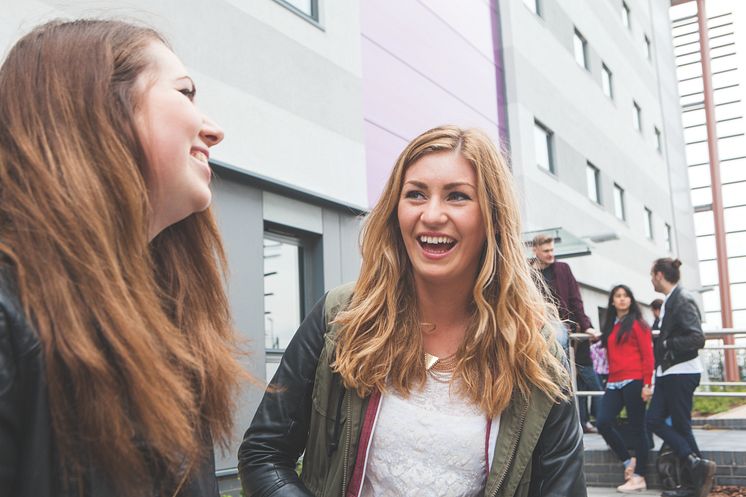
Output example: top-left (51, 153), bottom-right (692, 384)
top-left (362, 0), bottom-right (503, 205)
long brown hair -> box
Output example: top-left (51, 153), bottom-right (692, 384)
top-left (0, 19), bottom-right (243, 493)
top-left (333, 126), bottom-right (568, 417)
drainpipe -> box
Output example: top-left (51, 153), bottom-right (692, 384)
top-left (696, 0), bottom-right (738, 381)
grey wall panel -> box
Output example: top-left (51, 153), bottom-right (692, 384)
top-left (339, 213), bottom-right (363, 285)
top-left (322, 209), bottom-right (343, 290)
top-left (210, 177), bottom-right (265, 471)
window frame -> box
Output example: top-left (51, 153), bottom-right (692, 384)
top-left (633, 101), bottom-right (642, 132)
top-left (602, 63), bottom-right (614, 99)
top-left (654, 126), bottom-right (663, 152)
top-left (273, 0), bottom-right (321, 25)
top-left (263, 222), bottom-right (324, 370)
top-left (613, 183), bottom-right (626, 221)
top-left (665, 222), bottom-right (673, 252)
top-left (644, 207), bottom-right (654, 240)
top-left (521, 0), bottom-right (541, 16)
top-left (586, 162), bottom-right (601, 204)
top-left (534, 119), bottom-right (556, 174)
top-left (574, 29), bottom-right (590, 71)
top-left (622, 1), bottom-right (631, 29)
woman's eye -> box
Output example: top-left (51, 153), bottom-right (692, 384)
top-left (179, 87), bottom-right (196, 100)
top-left (448, 191), bottom-right (471, 201)
top-left (404, 190), bottom-right (425, 200)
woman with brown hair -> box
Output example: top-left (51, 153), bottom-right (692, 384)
top-left (0, 19), bottom-right (244, 497)
top-left (238, 125), bottom-right (586, 496)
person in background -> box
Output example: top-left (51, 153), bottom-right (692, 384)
top-left (651, 299), bottom-right (664, 331)
top-left (532, 234), bottom-right (603, 434)
top-left (651, 298), bottom-right (664, 346)
top-left (647, 258), bottom-right (716, 497)
top-left (0, 19), bottom-right (243, 497)
top-left (595, 285), bottom-right (654, 493)
top-left (590, 339), bottom-right (609, 389)
top-left (239, 126), bottom-right (586, 497)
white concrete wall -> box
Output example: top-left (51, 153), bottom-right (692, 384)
top-left (0, 0), bottom-right (367, 208)
top-left (500, 0), bottom-right (701, 306)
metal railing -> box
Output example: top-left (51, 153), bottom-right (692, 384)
top-left (570, 330), bottom-right (746, 400)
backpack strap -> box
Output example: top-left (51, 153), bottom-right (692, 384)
top-left (323, 281), bottom-right (356, 337)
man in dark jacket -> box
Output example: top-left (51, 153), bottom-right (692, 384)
top-left (532, 234), bottom-right (602, 433)
top-left (646, 258), bottom-right (715, 497)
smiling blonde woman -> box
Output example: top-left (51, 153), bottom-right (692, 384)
top-left (239, 125), bottom-right (586, 497)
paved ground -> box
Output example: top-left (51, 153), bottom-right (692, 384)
top-left (588, 487), bottom-right (659, 496)
top-left (709, 403), bottom-right (746, 419)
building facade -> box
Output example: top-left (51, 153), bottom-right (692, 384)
top-left (1, 0), bottom-right (699, 483)
top-left (497, 0), bottom-right (699, 322)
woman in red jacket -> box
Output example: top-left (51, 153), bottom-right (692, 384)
top-left (596, 284), bottom-right (654, 493)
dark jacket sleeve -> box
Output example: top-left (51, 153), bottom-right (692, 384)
top-left (528, 396), bottom-right (587, 497)
top-left (0, 305), bottom-right (20, 497)
top-left (665, 293), bottom-right (705, 354)
top-left (237, 296), bottom-right (328, 497)
top-left (558, 263), bottom-right (593, 332)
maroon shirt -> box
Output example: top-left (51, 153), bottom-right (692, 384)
top-left (546, 261), bottom-right (593, 333)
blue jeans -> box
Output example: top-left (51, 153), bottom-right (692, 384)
top-left (597, 380), bottom-right (649, 476)
top-left (646, 373), bottom-right (701, 458)
top-left (577, 364), bottom-right (603, 426)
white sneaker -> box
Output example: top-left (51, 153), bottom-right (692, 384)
top-left (616, 475), bottom-right (647, 493)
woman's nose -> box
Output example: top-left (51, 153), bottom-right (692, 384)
top-left (200, 115), bottom-right (224, 147)
top-left (421, 199), bottom-right (447, 225)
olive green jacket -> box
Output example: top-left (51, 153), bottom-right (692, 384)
top-left (239, 283), bottom-right (586, 497)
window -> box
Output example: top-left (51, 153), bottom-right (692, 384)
top-left (574, 29), bottom-right (589, 70)
top-left (665, 223), bottom-right (673, 252)
top-left (275, 0), bottom-right (319, 22)
top-left (644, 35), bottom-right (652, 60)
top-left (622, 1), bottom-right (631, 29)
top-left (654, 126), bottom-right (662, 152)
top-left (534, 120), bottom-right (555, 173)
top-left (614, 184), bottom-right (626, 220)
top-left (263, 224), bottom-right (323, 378)
top-left (263, 234), bottom-right (304, 353)
top-left (521, 0), bottom-right (541, 15)
top-left (633, 101), bottom-right (642, 132)
top-left (602, 64), bottom-right (614, 98)
top-left (644, 207), bottom-right (654, 239)
top-left (586, 162), bottom-right (601, 204)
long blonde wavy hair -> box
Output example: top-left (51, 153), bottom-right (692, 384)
top-left (333, 126), bottom-right (569, 417)
top-left (0, 20), bottom-right (243, 494)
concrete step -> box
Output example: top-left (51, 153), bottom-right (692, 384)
top-left (584, 430), bottom-right (746, 488)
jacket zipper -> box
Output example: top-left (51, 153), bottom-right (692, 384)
top-left (489, 400), bottom-right (529, 497)
top-left (342, 391), bottom-right (352, 496)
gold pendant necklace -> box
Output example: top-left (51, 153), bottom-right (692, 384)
top-left (424, 352), bottom-right (459, 373)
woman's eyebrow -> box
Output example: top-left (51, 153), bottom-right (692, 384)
top-left (174, 75), bottom-right (195, 87)
top-left (403, 180), bottom-right (475, 190)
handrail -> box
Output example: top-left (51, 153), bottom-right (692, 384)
top-left (575, 390), bottom-right (746, 397)
top-left (567, 332), bottom-right (746, 401)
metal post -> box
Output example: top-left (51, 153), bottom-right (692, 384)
top-left (696, 0), bottom-right (739, 382)
top-left (569, 337), bottom-right (579, 417)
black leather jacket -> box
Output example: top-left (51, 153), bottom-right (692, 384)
top-left (238, 291), bottom-right (587, 497)
top-left (655, 286), bottom-right (705, 373)
top-left (0, 269), bottom-right (220, 497)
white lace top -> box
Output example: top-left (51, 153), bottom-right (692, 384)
top-left (360, 372), bottom-right (500, 497)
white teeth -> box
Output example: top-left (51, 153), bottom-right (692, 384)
top-left (419, 235), bottom-right (455, 244)
top-left (191, 151), bottom-right (207, 162)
